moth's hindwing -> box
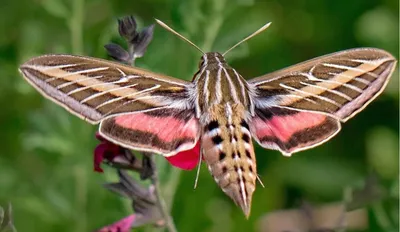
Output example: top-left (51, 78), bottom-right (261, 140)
top-left (250, 107), bottom-right (341, 155)
top-left (99, 108), bottom-right (200, 156)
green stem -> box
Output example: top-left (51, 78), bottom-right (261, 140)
top-left (162, 167), bottom-right (181, 208)
top-left (372, 202), bottom-right (393, 230)
top-left (69, 0), bottom-right (84, 54)
top-left (69, 2), bottom-right (85, 228)
top-left (74, 165), bottom-right (87, 232)
top-left (201, 0), bottom-right (227, 52)
top-left (150, 156), bottom-right (178, 232)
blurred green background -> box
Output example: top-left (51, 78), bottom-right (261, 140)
top-left (0, 0), bottom-right (398, 231)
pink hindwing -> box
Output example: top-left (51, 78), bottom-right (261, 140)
top-left (250, 107), bottom-right (340, 156)
top-left (99, 108), bottom-right (200, 156)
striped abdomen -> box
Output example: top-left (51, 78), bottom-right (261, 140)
top-left (201, 104), bottom-right (257, 217)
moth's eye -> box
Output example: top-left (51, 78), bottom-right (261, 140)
top-left (199, 60), bottom-right (205, 68)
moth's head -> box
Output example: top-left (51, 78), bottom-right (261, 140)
top-left (199, 52), bottom-right (226, 68)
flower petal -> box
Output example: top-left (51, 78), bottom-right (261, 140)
top-left (165, 141), bottom-right (201, 170)
top-left (94, 132), bottom-right (127, 173)
top-left (96, 214), bottom-right (136, 232)
top-left (94, 143), bottom-right (109, 172)
top-left (95, 132), bottom-right (106, 142)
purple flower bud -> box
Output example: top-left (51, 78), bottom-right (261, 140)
top-left (118, 16), bottom-right (137, 42)
top-left (108, 16), bottom-right (155, 65)
top-left (104, 43), bottom-right (131, 63)
top-left (132, 24), bottom-right (155, 58)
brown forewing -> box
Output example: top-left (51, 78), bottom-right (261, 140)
top-left (19, 54), bottom-right (191, 123)
top-left (249, 48), bottom-right (397, 122)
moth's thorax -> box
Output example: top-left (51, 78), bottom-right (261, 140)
top-left (194, 52), bottom-right (252, 119)
top-left (201, 103), bottom-right (257, 217)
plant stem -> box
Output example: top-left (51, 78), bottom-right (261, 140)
top-left (150, 156), bottom-right (178, 232)
top-left (74, 165), bottom-right (87, 232)
top-left (372, 202), bottom-right (393, 230)
top-left (162, 167), bottom-right (181, 208)
top-left (69, 1), bottom-right (86, 230)
top-left (201, 0), bottom-right (227, 52)
top-left (70, 0), bottom-right (84, 54)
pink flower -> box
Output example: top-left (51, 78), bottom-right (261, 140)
top-left (94, 133), bottom-right (201, 172)
top-left (165, 141), bottom-right (201, 170)
top-left (96, 214), bottom-right (136, 232)
top-left (94, 133), bottom-right (126, 172)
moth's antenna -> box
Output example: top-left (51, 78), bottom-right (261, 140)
top-left (256, 174), bottom-right (265, 188)
top-left (155, 19), bottom-right (205, 55)
top-left (222, 22), bottom-right (272, 56)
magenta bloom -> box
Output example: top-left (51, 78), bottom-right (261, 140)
top-left (94, 133), bottom-right (201, 172)
top-left (94, 133), bottom-right (126, 172)
top-left (96, 214), bottom-right (136, 232)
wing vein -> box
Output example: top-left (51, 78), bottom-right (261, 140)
top-left (299, 81), bottom-right (352, 101)
top-left (279, 83), bottom-right (342, 107)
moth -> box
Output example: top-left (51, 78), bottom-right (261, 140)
top-left (19, 19), bottom-right (396, 217)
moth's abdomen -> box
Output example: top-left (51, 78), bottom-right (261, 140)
top-left (201, 104), bottom-right (257, 217)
